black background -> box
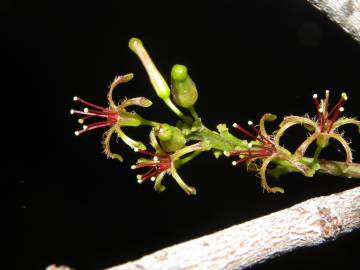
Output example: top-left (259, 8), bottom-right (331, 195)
top-left (5, 0), bottom-right (360, 269)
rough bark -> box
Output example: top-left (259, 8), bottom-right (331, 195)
top-left (106, 186), bottom-right (360, 270)
top-left (306, 0), bottom-right (360, 43)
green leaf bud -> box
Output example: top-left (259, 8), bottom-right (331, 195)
top-left (171, 64), bottom-right (198, 108)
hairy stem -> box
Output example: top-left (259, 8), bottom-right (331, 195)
top-left (188, 126), bottom-right (247, 151)
top-left (318, 159), bottom-right (360, 178)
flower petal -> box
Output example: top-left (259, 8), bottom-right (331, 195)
top-left (154, 171), bottom-right (167, 192)
top-left (327, 133), bottom-right (353, 164)
top-left (275, 116), bottom-right (318, 145)
top-left (260, 155), bottom-right (284, 193)
top-left (107, 73), bottom-right (134, 108)
top-left (102, 126), bottom-right (124, 162)
top-left (295, 133), bottom-right (319, 157)
top-left (120, 97), bottom-right (153, 109)
top-left (330, 117), bottom-right (360, 133)
top-left (259, 113), bottom-right (277, 138)
top-left (170, 163), bottom-right (196, 195)
top-left (114, 125), bottom-right (146, 150)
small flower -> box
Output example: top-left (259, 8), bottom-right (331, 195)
top-left (225, 114), bottom-right (285, 193)
top-left (131, 149), bottom-right (172, 192)
top-left (275, 91), bottom-right (360, 164)
top-left (226, 114), bottom-right (314, 193)
top-left (71, 73), bottom-right (152, 161)
top-left (131, 130), bottom-right (206, 195)
top-left (227, 120), bottom-right (277, 166)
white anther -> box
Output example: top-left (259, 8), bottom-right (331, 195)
top-left (74, 131), bottom-right (80, 136)
top-left (232, 161), bottom-right (237, 166)
top-left (134, 147), bottom-right (139, 152)
top-left (247, 120), bottom-right (253, 126)
top-left (153, 156), bottom-right (159, 161)
top-left (342, 92), bottom-right (348, 100)
top-left (325, 90), bottom-right (330, 95)
top-left (159, 128), bottom-right (164, 133)
top-left (84, 108), bottom-right (89, 113)
top-left (78, 119), bottom-right (84, 124)
top-left (339, 107), bottom-right (344, 112)
top-left (232, 123), bottom-right (238, 128)
top-left (73, 96), bottom-right (78, 101)
top-left (82, 125), bottom-right (88, 130)
top-left (151, 176), bottom-right (156, 181)
top-left (318, 108), bottom-right (323, 113)
top-left (248, 143), bottom-right (253, 148)
top-left (313, 94), bottom-right (318, 99)
top-left (70, 109), bottom-right (75, 114)
top-left (131, 165), bottom-right (136, 169)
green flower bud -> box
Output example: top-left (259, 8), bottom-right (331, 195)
top-left (171, 64), bottom-right (198, 108)
top-left (128, 37), bottom-right (170, 100)
top-left (157, 123), bottom-right (186, 152)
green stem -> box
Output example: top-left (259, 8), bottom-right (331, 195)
top-left (141, 119), bottom-right (160, 127)
top-left (188, 126), bottom-right (248, 151)
top-left (318, 159), bottom-right (360, 178)
top-left (188, 106), bottom-right (200, 122)
top-left (176, 150), bottom-right (202, 167)
top-left (313, 145), bottom-right (323, 164)
top-left (163, 98), bottom-right (189, 123)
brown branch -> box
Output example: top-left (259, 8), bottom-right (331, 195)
top-left (106, 186), bottom-right (360, 270)
top-left (305, 0), bottom-right (360, 43)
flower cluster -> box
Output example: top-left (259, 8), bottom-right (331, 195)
top-left (71, 37), bottom-right (360, 195)
top-left (225, 114), bottom-right (289, 193)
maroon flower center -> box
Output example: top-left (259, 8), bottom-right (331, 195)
top-left (71, 96), bottom-right (119, 135)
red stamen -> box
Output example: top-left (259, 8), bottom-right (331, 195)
top-left (249, 144), bottom-right (275, 150)
top-left (72, 96), bottom-right (120, 135)
top-left (136, 149), bottom-right (170, 158)
top-left (87, 108), bottom-right (118, 117)
top-left (139, 168), bottom-right (158, 181)
top-left (248, 123), bottom-right (273, 145)
top-left (328, 96), bottom-right (346, 118)
top-left (327, 107), bottom-right (344, 132)
top-left (232, 157), bottom-right (251, 166)
top-left (71, 109), bottom-right (110, 119)
top-left (76, 121), bottom-right (114, 135)
top-left (73, 96), bottom-right (107, 111)
top-left (233, 123), bottom-right (258, 141)
top-left (313, 94), bottom-right (324, 131)
top-left (324, 90), bottom-right (329, 119)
